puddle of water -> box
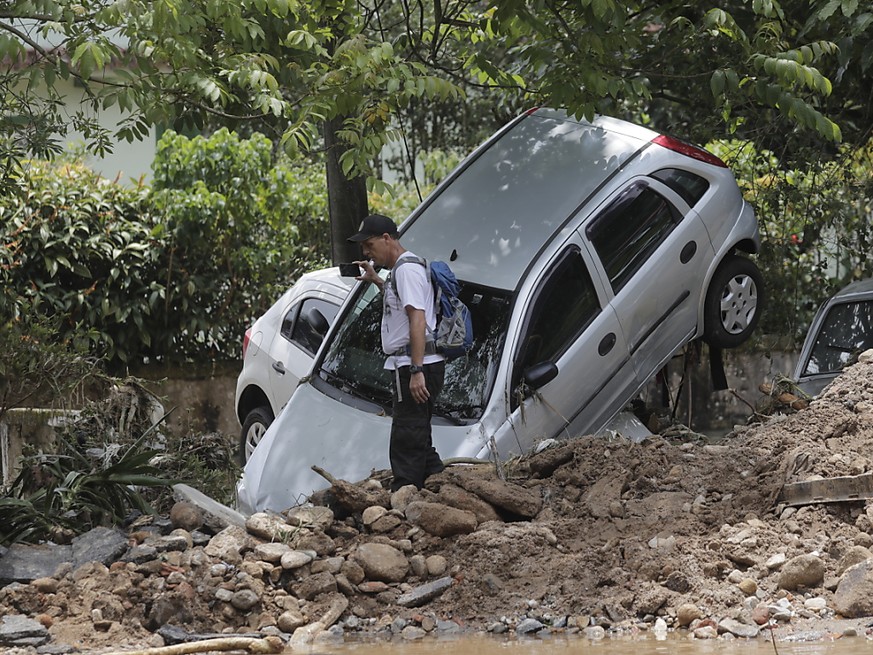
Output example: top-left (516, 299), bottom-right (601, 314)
top-left (299, 632), bottom-right (870, 655)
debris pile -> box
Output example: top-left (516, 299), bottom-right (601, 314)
top-left (5, 353), bottom-right (873, 651)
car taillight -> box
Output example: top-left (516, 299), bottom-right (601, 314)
top-left (242, 327), bottom-right (251, 359)
top-left (653, 134), bottom-right (727, 168)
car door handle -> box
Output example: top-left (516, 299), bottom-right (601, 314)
top-left (598, 333), bottom-right (616, 356)
top-left (272, 361), bottom-right (287, 375)
top-left (680, 241), bottom-right (697, 264)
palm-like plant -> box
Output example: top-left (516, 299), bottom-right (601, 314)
top-left (0, 417), bottom-right (175, 546)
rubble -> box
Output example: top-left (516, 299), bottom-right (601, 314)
top-left (5, 354), bottom-right (873, 650)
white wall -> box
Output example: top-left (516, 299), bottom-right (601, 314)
top-left (55, 77), bottom-right (157, 184)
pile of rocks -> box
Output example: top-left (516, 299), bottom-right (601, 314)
top-left (0, 468), bottom-right (549, 651)
top-left (7, 355), bottom-right (873, 651)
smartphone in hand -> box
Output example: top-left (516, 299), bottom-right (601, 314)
top-left (338, 263), bottom-right (361, 277)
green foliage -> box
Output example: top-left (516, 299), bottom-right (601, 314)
top-left (0, 312), bottom-right (103, 426)
top-left (0, 161), bottom-right (162, 365)
top-left (1, 131), bottom-right (331, 368)
top-left (709, 136), bottom-right (873, 343)
top-left (0, 378), bottom-right (240, 545)
top-left (151, 128), bottom-right (331, 357)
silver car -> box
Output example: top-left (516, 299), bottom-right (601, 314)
top-left (239, 108), bottom-right (763, 512)
top-left (793, 278), bottom-right (873, 397)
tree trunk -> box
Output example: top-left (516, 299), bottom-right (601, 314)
top-left (324, 116), bottom-right (369, 264)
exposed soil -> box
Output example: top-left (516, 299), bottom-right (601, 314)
top-left (5, 354), bottom-right (873, 652)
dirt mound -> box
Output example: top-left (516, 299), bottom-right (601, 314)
top-left (5, 355), bottom-right (873, 650)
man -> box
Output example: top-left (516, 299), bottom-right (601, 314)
top-left (348, 213), bottom-right (445, 492)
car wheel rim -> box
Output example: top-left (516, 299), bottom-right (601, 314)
top-left (245, 422), bottom-right (267, 461)
top-left (720, 274), bottom-right (758, 335)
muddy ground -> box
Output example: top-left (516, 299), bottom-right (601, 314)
top-left (5, 354), bottom-right (873, 652)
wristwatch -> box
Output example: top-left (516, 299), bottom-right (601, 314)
top-left (408, 364), bottom-right (424, 374)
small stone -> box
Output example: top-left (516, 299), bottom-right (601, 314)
top-left (765, 553), bottom-right (787, 570)
top-left (30, 578), bottom-right (59, 594)
top-left (230, 589), bottom-right (260, 612)
top-left (804, 597), bottom-right (828, 612)
top-left (676, 603), bottom-right (702, 626)
top-left (425, 555), bottom-right (448, 577)
top-left (409, 555), bottom-right (427, 577)
top-left (738, 578), bottom-right (758, 596)
top-left (281, 550), bottom-right (314, 570)
top-left (169, 501), bottom-right (203, 532)
top-left (359, 581), bottom-right (390, 593)
top-left (584, 625), bottom-right (606, 639)
top-left (254, 542), bottom-right (290, 563)
top-left (401, 626), bottom-right (427, 640)
top-left (751, 604), bottom-right (770, 625)
top-left (516, 618), bottom-right (544, 634)
top-left (694, 625), bottom-right (718, 639)
top-left (277, 609), bottom-right (305, 633)
top-left (362, 505), bottom-right (388, 526)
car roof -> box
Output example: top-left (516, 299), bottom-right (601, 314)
top-left (400, 108), bottom-right (660, 291)
top-left (297, 266), bottom-right (356, 294)
top-left (826, 277), bottom-right (873, 303)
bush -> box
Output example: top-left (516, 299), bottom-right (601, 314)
top-left (0, 133), bottom-right (333, 368)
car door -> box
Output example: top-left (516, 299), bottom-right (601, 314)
top-left (267, 295), bottom-right (342, 410)
top-left (583, 177), bottom-right (715, 384)
top-left (506, 238), bottom-right (637, 445)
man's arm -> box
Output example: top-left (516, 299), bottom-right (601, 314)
top-left (406, 306), bottom-right (429, 403)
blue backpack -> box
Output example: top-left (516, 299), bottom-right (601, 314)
top-left (394, 256), bottom-right (474, 360)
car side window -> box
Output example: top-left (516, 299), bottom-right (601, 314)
top-left (586, 181), bottom-right (681, 293)
top-left (281, 297), bottom-right (340, 356)
top-left (651, 168), bottom-right (710, 207)
top-left (517, 246), bottom-right (601, 375)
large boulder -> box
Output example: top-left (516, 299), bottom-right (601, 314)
top-left (835, 559), bottom-right (873, 618)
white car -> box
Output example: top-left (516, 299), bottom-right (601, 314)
top-left (234, 267), bottom-right (354, 461)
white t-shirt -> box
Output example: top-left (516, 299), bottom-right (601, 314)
top-left (381, 252), bottom-right (442, 370)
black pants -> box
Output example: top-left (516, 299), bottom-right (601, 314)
top-left (389, 361), bottom-right (445, 492)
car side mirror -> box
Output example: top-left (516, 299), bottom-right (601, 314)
top-left (305, 307), bottom-right (330, 336)
top-left (522, 361), bottom-right (558, 389)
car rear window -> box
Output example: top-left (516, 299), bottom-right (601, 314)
top-left (650, 168), bottom-right (710, 207)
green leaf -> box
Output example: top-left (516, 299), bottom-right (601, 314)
top-left (710, 70), bottom-right (726, 97)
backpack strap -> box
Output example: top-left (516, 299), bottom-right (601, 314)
top-left (386, 254), bottom-right (437, 352)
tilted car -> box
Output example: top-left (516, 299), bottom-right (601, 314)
top-left (238, 108), bottom-right (764, 512)
top-left (234, 267), bottom-right (354, 461)
top-left (793, 277), bottom-right (873, 397)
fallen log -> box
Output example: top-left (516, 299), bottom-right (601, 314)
top-left (100, 635), bottom-right (283, 655)
top-left (312, 465), bottom-right (390, 512)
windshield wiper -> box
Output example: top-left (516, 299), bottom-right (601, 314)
top-left (319, 368), bottom-right (387, 406)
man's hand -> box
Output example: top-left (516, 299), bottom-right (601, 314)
top-left (354, 260), bottom-right (381, 286)
top-left (406, 307), bottom-right (429, 404)
top-left (408, 371), bottom-right (429, 404)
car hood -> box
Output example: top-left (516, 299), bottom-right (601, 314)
top-left (236, 382), bottom-right (490, 513)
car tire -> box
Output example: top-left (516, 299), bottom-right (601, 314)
top-left (240, 406), bottom-right (274, 463)
top-left (703, 255), bottom-right (764, 349)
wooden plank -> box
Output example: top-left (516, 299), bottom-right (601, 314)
top-left (779, 472), bottom-right (873, 507)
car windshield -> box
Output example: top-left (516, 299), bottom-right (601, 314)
top-left (804, 300), bottom-right (873, 375)
top-left (318, 273), bottom-right (512, 422)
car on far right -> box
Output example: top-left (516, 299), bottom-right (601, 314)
top-left (793, 278), bottom-right (873, 397)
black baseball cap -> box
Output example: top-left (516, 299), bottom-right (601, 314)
top-left (347, 214), bottom-right (399, 242)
